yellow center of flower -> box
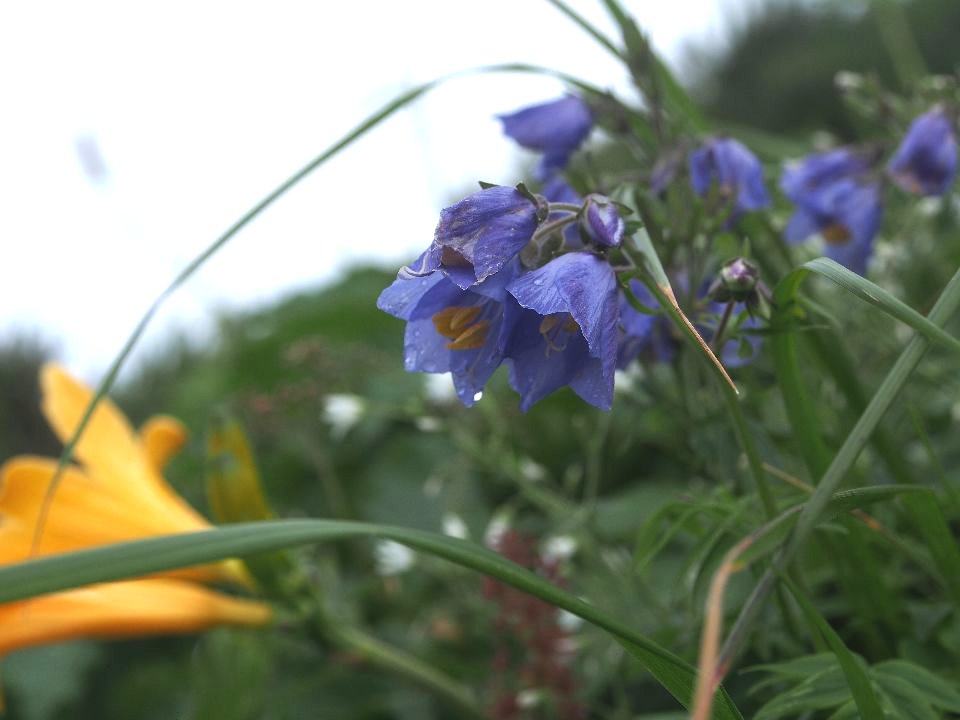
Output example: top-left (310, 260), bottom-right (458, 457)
top-left (539, 313), bottom-right (580, 355)
top-left (821, 223), bottom-right (851, 245)
top-left (432, 305), bottom-right (490, 350)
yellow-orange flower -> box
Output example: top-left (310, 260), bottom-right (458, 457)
top-left (0, 364), bottom-right (272, 654)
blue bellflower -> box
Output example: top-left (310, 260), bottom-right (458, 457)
top-left (377, 262), bottom-right (518, 407)
top-left (504, 252), bottom-right (619, 411)
top-left (781, 148), bottom-right (883, 275)
top-left (498, 95), bottom-right (593, 180)
top-left (689, 138), bottom-right (770, 220)
top-left (888, 108), bottom-right (958, 197)
top-left (416, 185), bottom-right (544, 288)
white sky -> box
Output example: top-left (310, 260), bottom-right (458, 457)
top-left (0, 0), bottom-right (763, 379)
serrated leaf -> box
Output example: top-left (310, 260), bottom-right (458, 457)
top-left (754, 666), bottom-right (851, 720)
top-left (874, 673), bottom-right (940, 720)
top-left (873, 660), bottom-right (960, 712)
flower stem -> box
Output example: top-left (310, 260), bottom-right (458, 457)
top-left (532, 213), bottom-right (579, 243)
top-left (711, 301), bottom-right (736, 353)
top-left (548, 202), bottom-right (583, 213)
top-left (325, 623), bottom-right (485, 719)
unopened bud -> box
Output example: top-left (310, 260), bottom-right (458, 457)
top-left (580, 194), bottom-right (624, 248)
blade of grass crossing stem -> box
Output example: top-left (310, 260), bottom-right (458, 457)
top-left (718, 262), bottom-right (960, 671)
top-left (30, 61), bottom-right (635, 552)
top-left (783, 578), bottom-right (884, 720)
top-left (689, 486), bottom-right (916, 720)
top-left (0, 520), bottom-right (744, 719)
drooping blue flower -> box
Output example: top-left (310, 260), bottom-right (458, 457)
top-left (781, 148), bottom-right (883, 276)
top-left (377, 262), bottom-right (518, 407)
top-left (888, 108), bottom-right (957, 197)
top-left (417, 185), bottom-right (544, 288)
top-left (580, 194), bottom-right (625, 248)
top-left (498, 95), bottom-right (593, 179)
top-left (689, 137), bottom-right (770, 219)
top-left (503, 252), bottom-right (619, 411)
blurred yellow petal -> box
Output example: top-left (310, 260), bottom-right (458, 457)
top-left (40, 363), bottom-right (145, 488)
top-left (0, 579), bottom-right (272, 656)
top-left (139, 415), bottom-right (189, 472)
top-left (0, 458), bottom-right (238, 585)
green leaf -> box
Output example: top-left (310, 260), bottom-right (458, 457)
top-left (755, 666), bottom-right (851, 720)
top-left (784, 578), bottom-right (884, 720)
top-left (778, 257), bottom-right (960, 356)
top-left (872, 660), bottom-right (960, 712)
top-left (0, 520), bottom-right (744, 720)
top-left (901, 492), bottom-right (960, 608)
top-left (873, 673), bottom-right (939, 720)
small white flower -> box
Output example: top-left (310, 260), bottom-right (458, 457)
top-left (484, 513), bottom-right (511, 547)
top-left (442, 513), bottom-right (469, 539)
top-left (516, 689), bottom-right (543, 709)
top-left (322, 394), bottom-right (365, 438)
top-left (518, 459), bottom-right (546, 482)
top-left (415, 416), bottom-right (442, 432)
top-left (374, 541), bottom-right (415, 576)
top-left (542, 535), bottom-right (577, 563)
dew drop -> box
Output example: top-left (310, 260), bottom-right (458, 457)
top-left (473, 391), bottom-right (483, 403)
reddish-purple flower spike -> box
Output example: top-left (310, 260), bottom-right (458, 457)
top-left (504, 252), bottom-right (619, 411)
top-left (377, 262), bottom-right (518, 407)
top-left (498, 95), bottom-right (593, 179)
top-left (888, 108), bottom-right (958, 197)
top-left (421, 185), bottom-right (544, 288)
top-left (689, 137), bottom-right (771, 219)
top-left (781, 148), bottom-right (883, 276)
top-left (580, 194), bottom-right (624, 248)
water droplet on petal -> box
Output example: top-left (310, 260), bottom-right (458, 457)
top-left (473, 391), bottom-right (483, 402)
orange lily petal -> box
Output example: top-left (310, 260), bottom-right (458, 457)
top-left (0, 579), bottom-right (272, 656)
top-left (0, 458), bottom-right (241, 586)
top-left (139, 416), bottom-right (189, 472)
top-left (40, 363), bottom-right (146, 488)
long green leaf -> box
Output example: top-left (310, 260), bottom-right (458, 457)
top-left (0, 519), bottom-right (742, 719)
top-left (784, 579), bottom-right (884, 720)
top-left (901, 492), bottom-right (960, 608)
top-left (779, 258), bottom-right (960, 356)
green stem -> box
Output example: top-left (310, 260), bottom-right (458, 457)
top-left (325, 623), bottom-right (485, 719)
top-left (718, 262), bottom-right (960, 671)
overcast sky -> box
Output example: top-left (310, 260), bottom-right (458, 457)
top-left (1, 0), bottom-right (764, 379)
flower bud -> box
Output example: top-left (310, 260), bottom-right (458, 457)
top-left (709, 257), bottom-right (760, 303)
top-left (579, 194), bottom-right (624, 248)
